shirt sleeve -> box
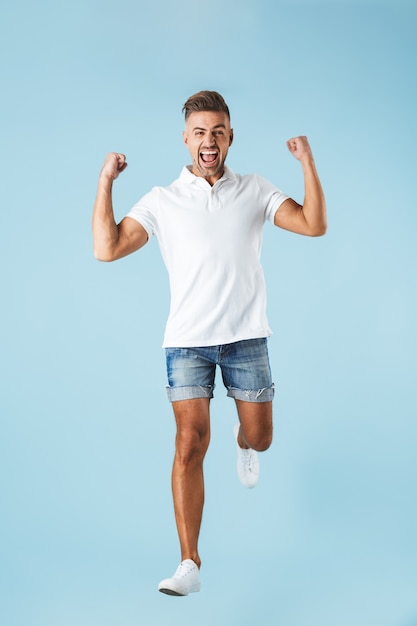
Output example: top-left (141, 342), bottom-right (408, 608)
top-left (125, 188), bottom-right (159, 238)
top-left (255, 175), bottom-right (290, 224)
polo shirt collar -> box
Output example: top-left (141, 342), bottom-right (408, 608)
top-left (180, 164), bottom-right (237, 185)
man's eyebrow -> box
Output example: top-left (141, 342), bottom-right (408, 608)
top-left (192, 124), bottom-right (227, 131)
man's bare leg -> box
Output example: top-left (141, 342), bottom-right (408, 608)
top-left (168, 398), bottom-right (270, 569)
top-left (171, 397), bottom-right (211, 569)
top-left (232, 399), bottom-right (273, 488)
top-left (235, 399), bottom-right (273, 451)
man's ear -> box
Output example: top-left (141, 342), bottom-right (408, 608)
top-left (183, 130), bottom-right (189, 146)
top-left (229, 129), bottom-right (234, 146)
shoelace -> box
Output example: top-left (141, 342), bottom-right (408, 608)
top-left (176, 562), bottom-right (195, 579)
top-left (241, 448), bottom-right (257, 473)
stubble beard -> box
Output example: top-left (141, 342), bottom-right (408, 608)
top-left (192, 156), bottom-right (225, 180)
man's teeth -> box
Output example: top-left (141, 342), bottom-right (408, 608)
top-left (200, 150), bottom-right (218, 164)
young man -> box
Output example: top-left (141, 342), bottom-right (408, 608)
top-left (92, 91), bottom-right (326, 596)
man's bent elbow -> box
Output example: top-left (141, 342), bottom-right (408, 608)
top-left (310, 222), bottom-right (327, 237)
top-left (93, 246), bottom-right (117, 262)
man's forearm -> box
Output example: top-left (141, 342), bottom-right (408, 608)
top-left (300, 156), bottom-right (327, 236)
top-left (92, 176), bottom-right (120, 261)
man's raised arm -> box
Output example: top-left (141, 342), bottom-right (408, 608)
top-left (274, 136), bottom-right (327, 237)
top-left (92, 152), bottom-right (148, 262)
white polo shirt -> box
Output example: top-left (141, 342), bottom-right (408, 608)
top-left (126, 165), bottom-right (289, 347)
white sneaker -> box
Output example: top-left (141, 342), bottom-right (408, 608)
top-left (234, 423), bottom-right (259, 488)
top-left (158, 559), bottom-right (200, 596)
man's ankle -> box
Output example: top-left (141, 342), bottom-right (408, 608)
top-left (182, 555), bottom-right (201, 569)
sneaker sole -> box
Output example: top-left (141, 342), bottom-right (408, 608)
top-left (159, 587), bottom-right (185, 596)
top-left (158, 583), bottom-right (200, 596)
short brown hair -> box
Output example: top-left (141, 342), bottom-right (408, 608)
top-left (182, 90), bottom-right (230, 121)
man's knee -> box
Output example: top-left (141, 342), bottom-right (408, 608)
top-left (175, 426), bottom-right (210, 463)
top-left (173, 399), bottom-right (210, 464)
top-left (245, 429), bottom-right (273, 452)
top-left (235, 399), bottom-right (273, 451)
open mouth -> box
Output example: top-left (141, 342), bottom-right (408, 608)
top-left (200, 150), bottom-right (219, 166)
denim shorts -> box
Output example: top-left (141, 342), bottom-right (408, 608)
top-left (165, 337), bottom-right (274, 403)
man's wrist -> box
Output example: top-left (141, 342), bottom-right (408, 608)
top-left (98, 172), bottom-right (114, 190)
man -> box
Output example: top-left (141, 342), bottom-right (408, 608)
top-left (92, 91), bottom-right (326, 596)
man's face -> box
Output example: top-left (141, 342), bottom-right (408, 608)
top-left (183, 111), bottom-right (233, 184)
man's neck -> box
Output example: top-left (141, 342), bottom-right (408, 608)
top-left (190, 166), bottom-right (225, 187)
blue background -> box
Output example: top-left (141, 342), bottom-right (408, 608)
top-left (1, 1), bottom-right (416, 624)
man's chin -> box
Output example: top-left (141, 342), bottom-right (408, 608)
top-left (195, 160), bottom-right (223, 178)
